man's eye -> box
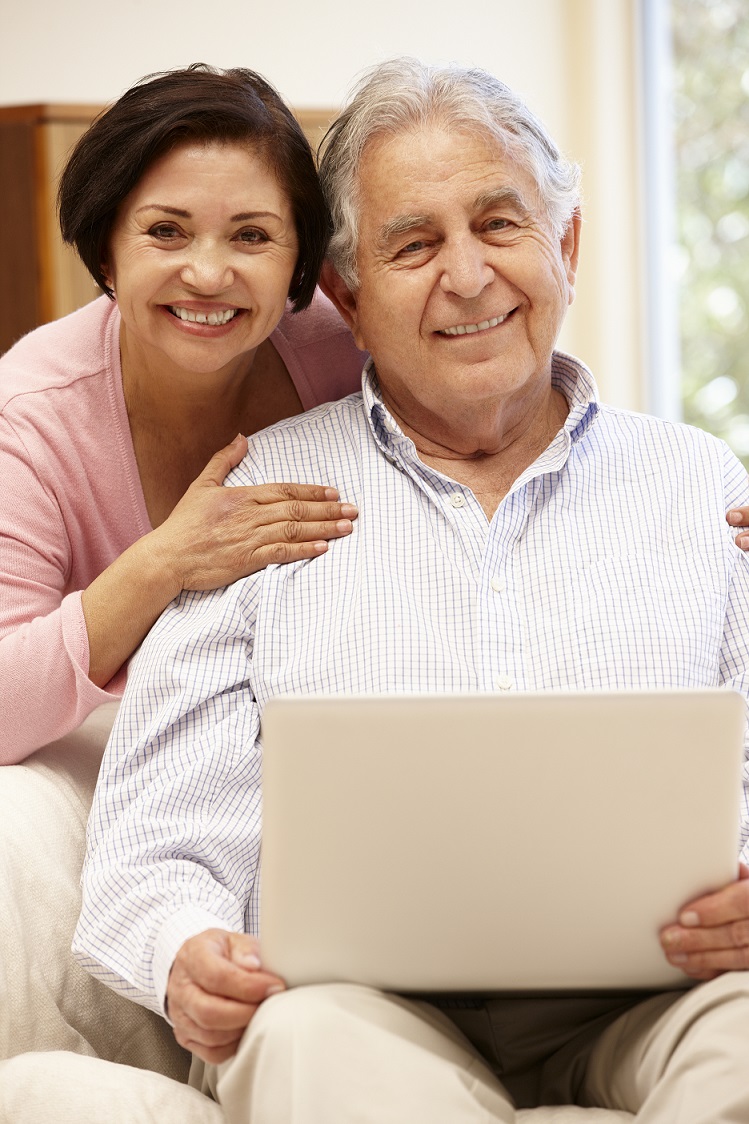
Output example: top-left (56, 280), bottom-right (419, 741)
top-left (400, 240), bottom-right (426, 255)
top-left (486, 218), bottom-right (512, 232)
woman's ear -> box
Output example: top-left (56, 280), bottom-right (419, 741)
top-left (100, 258), bottom-right (115, 297)
top-left (320, 262), bottom-right (366, 350)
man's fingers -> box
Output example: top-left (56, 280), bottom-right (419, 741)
top-left (663, 917), bottom-right (749, 955)
top-left (171, 1001), bottom-right (247, 1063)
top-left (675, 871), bottom-right (749, 928)
top-left (662, 942), bottom-right (749, 976)
top-left (180, 1036), bottom-right (244, 1066)
top-left (179, 953), bottom-right (280, 1008)
top-left (171, 993), bottom-right (256, 1039)
top-left (660, 870), bottom-right (749, 977)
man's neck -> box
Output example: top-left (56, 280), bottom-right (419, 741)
top-left (383, 384), bottom-right (570, 519)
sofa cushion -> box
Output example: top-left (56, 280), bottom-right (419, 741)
top-left (0, 704), bottom-right (188, 1079)
top-left (0, 1052), bottom-right (223, 1124)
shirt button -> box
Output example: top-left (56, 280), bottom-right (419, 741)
top-left (490, 576), bottom-right (506, 593)
top-left (449, 493), bottom-right (466, 508)
top-left (495, 674), bottom-right (514, 691)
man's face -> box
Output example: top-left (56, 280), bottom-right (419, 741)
top-left (327, 125), bottom-right (579, 442)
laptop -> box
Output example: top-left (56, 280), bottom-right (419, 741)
top-left (259, 690), bottom-right (745, 992)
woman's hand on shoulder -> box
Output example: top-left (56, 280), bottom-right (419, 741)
top-left (148, 435), bottom-right (358, 594)
top-left (727, 508), bottom-right (749, 550)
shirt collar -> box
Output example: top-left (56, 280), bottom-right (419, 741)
top-left (361, 350), bottom-right (601, 469)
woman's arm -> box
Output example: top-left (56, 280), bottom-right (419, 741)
top-left (82, 435), bottom-right (356, 686)
top-left (0, 429), bottom-right (355, 761)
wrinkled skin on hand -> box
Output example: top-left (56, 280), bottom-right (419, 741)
top-left (167, 930), bottom-right (286, 1064)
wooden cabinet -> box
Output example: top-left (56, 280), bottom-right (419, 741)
top-left (0, 104), bottom-right (336, 356)
top-left (0, 104), bottom-right (101, 355)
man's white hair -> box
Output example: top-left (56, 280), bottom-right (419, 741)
top-left (318, 57), bottom-right (582, 290)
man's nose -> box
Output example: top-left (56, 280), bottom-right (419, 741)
top-left (179, 243), bottom-right (234, 293)
top-left (439, 237), bottom-right (494, 299)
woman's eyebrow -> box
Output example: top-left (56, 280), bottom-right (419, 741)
top-left (133, 206), bottom-right (282, 222)
top-left (230, 211), bottom-right (282, 222)
top-left (135, 205), bottom-right (190, 217)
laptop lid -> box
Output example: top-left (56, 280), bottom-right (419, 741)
top-left (259, 690), bottom-right (744, 992)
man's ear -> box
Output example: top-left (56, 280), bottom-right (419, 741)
top-left (320, 261), bottom-right (366, 350)
top-left (562, 209), bottom-right (582, 306)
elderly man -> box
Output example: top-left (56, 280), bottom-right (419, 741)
top-left (76, 59), bottom-right (749, 1122)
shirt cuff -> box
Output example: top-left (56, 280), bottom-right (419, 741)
top-left (153, 905), bottom-right (242, 1022)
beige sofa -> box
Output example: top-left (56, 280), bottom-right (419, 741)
top-left (0, 705), bottom-right (634, 1123)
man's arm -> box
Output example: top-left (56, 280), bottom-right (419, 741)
top-left (73, 575), bottom-right (267, 1017)
top-left (661, 445), bottom-right (749, 976)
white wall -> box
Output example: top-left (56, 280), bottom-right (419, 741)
top-left (1, 0), bottom-right (569, 127)
top-left (1, 0), bottom-right (647, 407)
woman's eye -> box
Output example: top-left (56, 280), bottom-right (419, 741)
top-left (149, 223), bottom-right (181, 240)
top-left (237, 229), bottom-right (267, 245)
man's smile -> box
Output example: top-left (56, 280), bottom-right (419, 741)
top-left (436, 310), bottom-right (513, 337)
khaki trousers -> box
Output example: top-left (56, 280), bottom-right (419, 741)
top-left (195, 973), bottom-right (749, 1122)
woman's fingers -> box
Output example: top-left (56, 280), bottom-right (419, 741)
top-left (231, 489), bottom-right (356, 524)
top-left (237, 480), bottom-right (343, 506)
top-left (153, 454), bottom-right (359, 591)
top-left (177, 492), bottom-right (358, 587)
top-left (727, 507), bottom-right (749, 549)
top-left (195, 434), bottom-right (249, 487)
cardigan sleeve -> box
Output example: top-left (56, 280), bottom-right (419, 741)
top-left (0, 415), bottom-right (121, 763)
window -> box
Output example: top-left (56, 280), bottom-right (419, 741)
top-left (663, 0), bottom-right (749, 462)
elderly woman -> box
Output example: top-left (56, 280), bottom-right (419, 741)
top-left (0, 64), bottom-right (364, 763)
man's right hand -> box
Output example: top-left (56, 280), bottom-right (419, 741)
top-left (166, 929), bottom-right (285, 1063)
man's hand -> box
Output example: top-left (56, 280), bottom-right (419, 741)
top-left (166, 929), bottom-right (285, 1063)
top-left (660, 864), bottom-right (749, 979)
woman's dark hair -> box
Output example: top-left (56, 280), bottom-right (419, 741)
top-left (58, 63), bottom-right (327, 311)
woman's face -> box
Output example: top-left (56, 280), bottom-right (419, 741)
top-left (104, 140), bottom-right (299, 378)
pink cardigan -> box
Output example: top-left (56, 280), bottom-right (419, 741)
top-left (0, 293), bottom-right (365, 762)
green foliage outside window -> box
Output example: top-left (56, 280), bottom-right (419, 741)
top-left (673, 0), bottom-right (749, 462)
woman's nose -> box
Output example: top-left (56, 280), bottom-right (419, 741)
top-left (179, 243), bottom-right (234, 293)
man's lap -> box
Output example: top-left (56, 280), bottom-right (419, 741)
top-left (194, 975), bottom-right (749, 1121)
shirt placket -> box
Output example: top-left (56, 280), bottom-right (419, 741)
top-left (478, 487), bottom-right (534, 694)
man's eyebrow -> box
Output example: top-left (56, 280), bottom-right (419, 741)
top-left (473, 186), bottom-right (531, 216)
top-left (376, 213), bottom-right (431, 249)
top-left (134, 205), bottom-right (282, 222)
top-left (375, 187), bottom-right (532, 249)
